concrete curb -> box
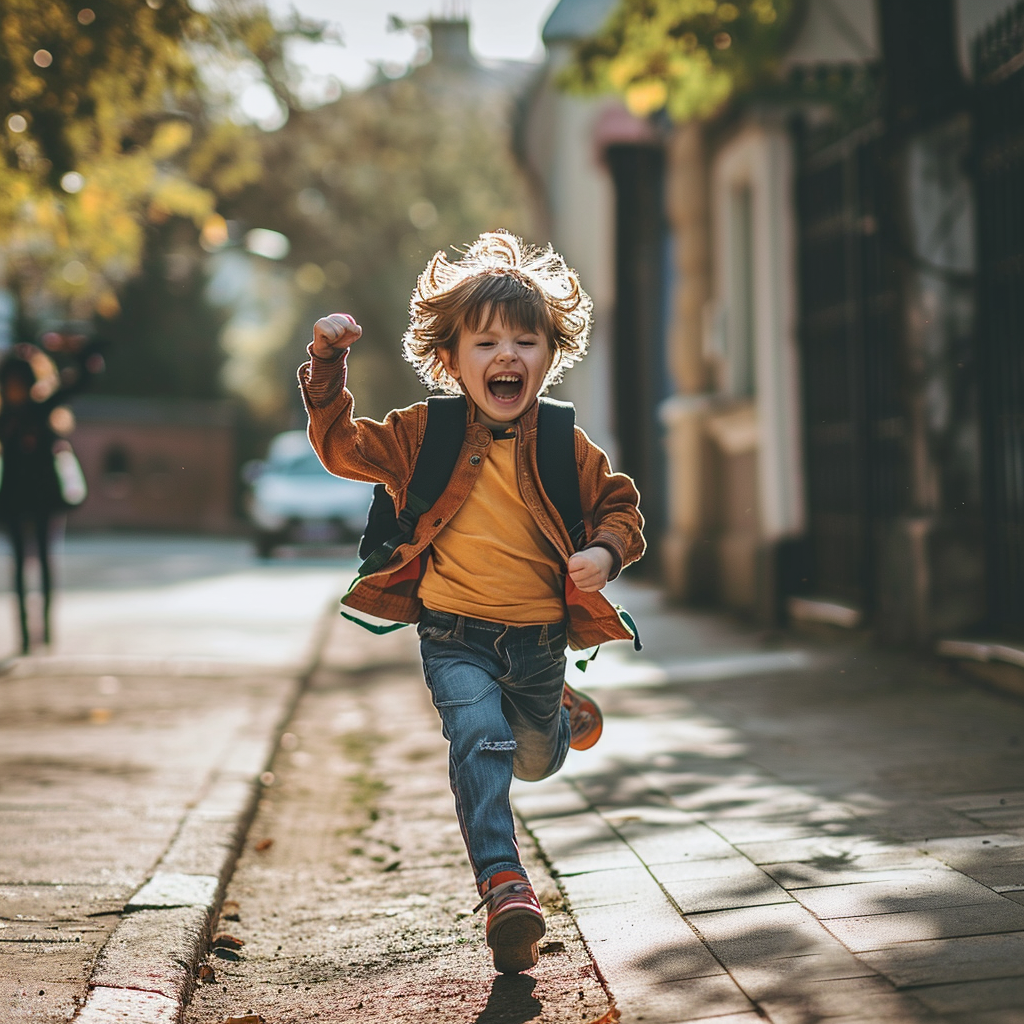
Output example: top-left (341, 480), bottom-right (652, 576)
top-left (72, 606), bottom-right (335, 1024)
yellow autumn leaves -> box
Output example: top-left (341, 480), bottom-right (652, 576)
top-left (564, 0), bottom-right (793, 122)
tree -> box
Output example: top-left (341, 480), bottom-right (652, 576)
top-left (0, 0), bottom-right (324, 322)
top-left (562, 0), bottom-right (800, 121)
top-left (219, 32), bottom-right (536, 424)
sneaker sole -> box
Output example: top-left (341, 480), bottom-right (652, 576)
top-left (487, 908), bottom-right (545, 974)
top-left (568, 691), bottom-right (603, 751)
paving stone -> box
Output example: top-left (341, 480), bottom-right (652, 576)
top-left (735, 834), bottom-right (896, 866)
top-left (859, 931), bottom-right (1024, 987)
top-left (126, 872), bottom-right (219, 910)
top-left (549, 844), bottom-right (645, 876)
top-left (946, 1012), bottom-right (1024, 1024)
top-left (791, 870), bottom-right (1001, 919)
top-left (941, 792), bottom-right (1024, 813)
top-left (559, 865), bottom-right (662, 910)
top-left (688, 897), bottom-right (864, 966)
top-left (911, 976), bottom-right (1024, 1015)
top-left (608, 973), bottom-right (755, 1024)
top-left (615, 820), bottom-right (738, 866)
top-left (569, 899), bottom-right (726, 984)
top-left (653, 856), bottom-right (765, 884)
top-left (823, 899), bottom-right (1024, 951)
top-left (90, 905), bottom-right (210, 1000)
top-left (76, 986), bottom-right (180, 1023)
top-left (661, 868), bottom-right (793, 915)
top-left (921, 834), bottom-right (1024, 862)
top-left (763, 851), bottom-right (935, 890)
top-left (709, 818), bottom-right (843, 845)
top-left (755, 975), bottom-right (937, 1024)
top-left (510, 778), bottom-right (590, 820)
top-left (668, 1015), bottom-right (766, 1024)
top-left (525, 810), bottom-right (624, 862)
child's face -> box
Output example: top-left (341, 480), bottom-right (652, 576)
top-left (440, 310), bottom-right (554, 430)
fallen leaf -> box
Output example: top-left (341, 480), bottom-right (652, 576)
top-left (584, 1008), bottom-right (621, 1024)
top-left (254, 838), bottom-right (274, 852)
top-left (211, 933), bottom-right (245, 950)
top-left (539, 941), bottom-right (565, 954)
top-left (221, 1016), bottom-right (265, 1024)
top-left (198, 964), bottom-right (216, 983)
top-left (220, 900), bottom-right (241, 921)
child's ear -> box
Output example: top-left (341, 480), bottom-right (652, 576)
top-left (437, 343), bottom-right (460, 381)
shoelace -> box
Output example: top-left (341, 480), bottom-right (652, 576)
top-left (472, 879), bottom-right (534, 915)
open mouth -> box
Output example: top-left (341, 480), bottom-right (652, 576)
top-left (487, 373), bottom-right (524, 402)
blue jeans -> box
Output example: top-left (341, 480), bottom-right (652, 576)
top-left (417, 608), bottom-right (571, 887)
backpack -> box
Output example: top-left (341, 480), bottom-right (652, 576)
top-left (356, 395), bottom-right (584, 578)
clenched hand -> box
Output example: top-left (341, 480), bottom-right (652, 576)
top-left (312, 313), bottom-right (362, 360)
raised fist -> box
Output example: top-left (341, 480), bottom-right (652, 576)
top-left (312, 313), bottom-right (362, 359)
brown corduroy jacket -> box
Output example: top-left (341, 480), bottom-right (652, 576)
top-left (299, 349), bottom-right (645, 650)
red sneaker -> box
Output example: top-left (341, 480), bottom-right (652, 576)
top-left (563, 682), bottom-right (603, 750)
top-left (474, 871), bottom-right (546, 974)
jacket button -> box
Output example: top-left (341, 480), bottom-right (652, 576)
top-left (432, 518), bottom-right (442, 527)
top-left (470, 455), bottom-right (481, 465)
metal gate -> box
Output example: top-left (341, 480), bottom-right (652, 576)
top-left (796, 124), bottom-right (906, 611)
top-left (606, 144), bottom-right (670, 574)
top-left (975, 9), bottom-right (1024, 637)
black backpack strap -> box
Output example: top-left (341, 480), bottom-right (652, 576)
top-left (403, 395), bottom-right (468, 522)
top-left (537, 397), bottom-right (585, 551)
top-left (357, 395), bottom-right (467, 576)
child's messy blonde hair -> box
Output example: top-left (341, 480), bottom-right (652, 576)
top-left (402, 230), bottom-right (592, 394)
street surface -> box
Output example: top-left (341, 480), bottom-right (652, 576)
top-left (0, 536), bottom-right (350, 1023)
top-left (2, 535), bottom-right (1024, 1023)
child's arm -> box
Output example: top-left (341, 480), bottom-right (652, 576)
top-left (569, 426), bottom-right (646, 591)
top-left (299, 314), bottom-right (426, 495)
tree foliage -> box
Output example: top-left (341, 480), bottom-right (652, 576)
top-left (0, 0), bottom-right (320, 320)
top-left (562, 0), bottom-right (800, 121)
top-left (222, 60), bottom-right (535, 423)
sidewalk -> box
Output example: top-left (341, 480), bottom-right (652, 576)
top-left (6, 556), bottom-right (1024, 1023)
top-left (513, 579), bottom-right (1024, 1023)
top-left (182, 612), bottom-right (610, 1024)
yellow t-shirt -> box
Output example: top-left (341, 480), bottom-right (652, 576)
top-left (418, 436), bottom-right (566, 625)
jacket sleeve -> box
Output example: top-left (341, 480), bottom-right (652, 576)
top-left (298, 345), bottom-right (425, 495)
top-left (574, 425), bottom-right (646, 579)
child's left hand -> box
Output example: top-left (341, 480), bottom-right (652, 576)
top-left (567, 547), bottom-right (614, 593)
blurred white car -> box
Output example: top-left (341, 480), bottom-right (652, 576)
top-left (245, 431), bottom-right (373, 558)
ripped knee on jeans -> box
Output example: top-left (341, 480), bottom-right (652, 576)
top-left (478, 738), bottom-right (517, 752)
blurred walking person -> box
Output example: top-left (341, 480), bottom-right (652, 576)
top-left (0, 332), bottom-right (103, 654)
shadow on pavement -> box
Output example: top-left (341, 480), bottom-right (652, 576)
top-left (473, 973), bottom-right (542, 1024)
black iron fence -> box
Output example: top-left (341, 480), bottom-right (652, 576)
top-left (796, 124), bottom-right (905, 611)
top-left (975, 5), bottom-right (1024, 636)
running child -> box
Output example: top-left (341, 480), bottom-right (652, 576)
top-left (299, 230), bottom-right (644, 974)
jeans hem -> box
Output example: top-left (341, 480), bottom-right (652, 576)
top-left (477, 862), bottom-right (528, 888)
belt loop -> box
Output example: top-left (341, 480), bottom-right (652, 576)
top-left (454, 615), bottom-right (465, 642)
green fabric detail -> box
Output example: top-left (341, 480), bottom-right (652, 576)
top-left (357, 545), bottom-right (394, 577)
top-left (616, 606), bottom-right (642, 651)
top-left (574, 647), bottom-right (600, 672)
top-left (339, 610), bottom-right (410, 635)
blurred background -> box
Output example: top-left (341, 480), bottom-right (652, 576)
top-left (1, 0), bottom-right (1022, 657)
